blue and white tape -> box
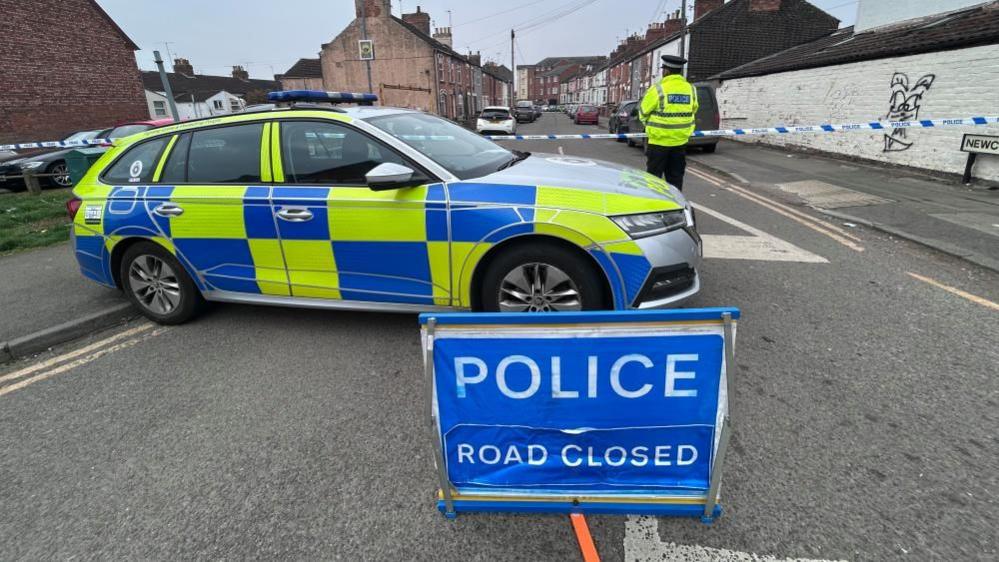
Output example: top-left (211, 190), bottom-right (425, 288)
top-left (483, 116), bottom-right (998, 141)
top-left (3, 116), bottom-right (996, 151)
top-left (1, 138), bottom-right (111, 151)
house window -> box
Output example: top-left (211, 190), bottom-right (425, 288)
top-left (230, 99), bottom-right (242, 112)
top-left (152, 100), bottom-right (167, 117)
top-left (213, 99), bottom-right (224, 111)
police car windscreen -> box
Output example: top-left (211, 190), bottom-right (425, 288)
top-left (367, 112), bottom-right (513, 180)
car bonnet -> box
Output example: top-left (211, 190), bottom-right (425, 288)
top-left (473, 152), bottom-right (686, 213)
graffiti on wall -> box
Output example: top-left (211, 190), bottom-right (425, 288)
top-left (883, 72), bottom-right (935, 152)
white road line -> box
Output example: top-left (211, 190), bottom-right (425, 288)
top-left (625, 516), bottom-right (845, 562)
top-left (0, 323), bottom-right (152, 384)
top-left (0, 326), bottom-right (166, 398)
top-left (694, 203), bottom-right (828, 263)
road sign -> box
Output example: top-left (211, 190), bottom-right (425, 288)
top-left (420, 308), bottom-right (739, 521)
top-left (961, 133), bottom-right (999, 155)
top-left (960, 133), bottom-right (999, 184)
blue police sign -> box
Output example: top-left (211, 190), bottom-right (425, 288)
top-left (419, 307), bottom-right (739, 521)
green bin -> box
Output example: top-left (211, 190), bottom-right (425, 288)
top-left (65, 147), bottom-right (106, 186)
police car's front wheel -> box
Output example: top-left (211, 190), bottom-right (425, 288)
top-left (120, 242), bottom-right (204, 325)
top-left (481, 243), bottom-right (605, 312)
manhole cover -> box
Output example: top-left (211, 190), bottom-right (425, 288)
top-left (777, 180), bottom-right (892, 209)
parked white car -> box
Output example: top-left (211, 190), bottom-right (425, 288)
top-left (476, 106), bottom-right (516, 135)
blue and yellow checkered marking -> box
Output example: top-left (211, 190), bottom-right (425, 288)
top-left (73, 174), bottom-right (669, 310)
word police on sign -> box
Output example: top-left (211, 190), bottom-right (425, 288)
top-left (960, 133), bottom-right (999, 184)
top-left (420, 308), bottom-right (739, 521)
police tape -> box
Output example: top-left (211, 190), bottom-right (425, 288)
top-left (483, 116), bottom-right (999, 141)
top-left (0, 138), bottom-right (110, 151)
top-left (3, 116), bottom-right (996, 150)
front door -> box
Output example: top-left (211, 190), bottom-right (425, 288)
top-left (272, 119), bottom-right (448, 306)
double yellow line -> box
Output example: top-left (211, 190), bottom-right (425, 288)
top-left (0, 323), bottom-right (166, 398)
top-left (688, 167), bottom-right (865, 252)
top-left (688, 166), bottom-right (999, 313)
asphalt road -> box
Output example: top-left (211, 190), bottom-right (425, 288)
top-left (1, 113), bottom-right (997, 561)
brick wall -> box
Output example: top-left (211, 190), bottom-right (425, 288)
top-left (321, 18), bottom-right (437, 113)
top-left (0, 0), bottom-right (147, 143)
top-left (716, 44), bottom-right (999, 182)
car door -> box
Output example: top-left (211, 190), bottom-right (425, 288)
top-left (272, 118), bottom-right (447, 306)
top-left (156, 121), bottom-right (290, 297)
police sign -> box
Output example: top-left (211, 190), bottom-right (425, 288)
top-left (420, 308), bottom-right (739, 521)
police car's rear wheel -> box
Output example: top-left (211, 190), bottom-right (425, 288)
top-left (121, 242), bottom-right (203, 324)
top-left (481, 243), bottom-right (605, 312)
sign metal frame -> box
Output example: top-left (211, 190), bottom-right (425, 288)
top-left (420, 308), bottom-right (739, 522)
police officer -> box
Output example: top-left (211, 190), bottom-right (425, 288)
top-left (638, 55), bottom-right (698, 190)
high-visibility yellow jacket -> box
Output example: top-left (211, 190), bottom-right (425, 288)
top-left (638, 74), bottom-right (698, 147)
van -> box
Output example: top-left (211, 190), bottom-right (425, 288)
top-left (626, 82), bottom-right (720, 153)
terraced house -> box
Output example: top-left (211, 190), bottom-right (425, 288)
top-left (319, 0), bottom-right (512, 122)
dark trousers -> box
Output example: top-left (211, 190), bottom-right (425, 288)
top-left (645, 144), bottom-right (687, 190)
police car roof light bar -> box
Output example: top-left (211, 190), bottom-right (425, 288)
top-left (267, 90), bottom-right (378, 105)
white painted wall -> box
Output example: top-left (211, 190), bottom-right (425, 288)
top-left (854, 0), bottom-right (988, 32)
top-left (716, 44), bottom-right (999, 182)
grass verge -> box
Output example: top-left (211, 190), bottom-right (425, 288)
top-left (0, 188), bottom-right (73, 255)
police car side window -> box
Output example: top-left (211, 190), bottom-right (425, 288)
top-left (186, 123), bottom-right (263, 184)
top-left (280, 121), bottom-right (411, 185)
top-left (160, 133), bottom-right (191, 183)
top-left (101, 137), bottom-right (170, 184)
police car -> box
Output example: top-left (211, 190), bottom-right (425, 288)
top-left (68, 91), bottom-right (701, 324)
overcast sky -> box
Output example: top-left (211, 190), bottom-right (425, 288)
top-left (97, 0), bottom-right (858, 80)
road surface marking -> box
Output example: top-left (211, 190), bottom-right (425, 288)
top-left (0, 323), bottom-right (152, 385)
top-left (0, 326), bottom-right (166, 398)
top-left (689, 168), bottom-right (865, 252)
top-left (693, 169), bottom-right (864, 241)
top-left (624, 516), bottom-right (844, 561)
top-left (570, 514), bottom-right (600, 562)
top-left (694, 203), bottom-right (828, 263)
top-left (907, 272), bottom-right (999, 312)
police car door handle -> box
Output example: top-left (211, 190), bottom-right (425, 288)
top-left (152, 203), bottom-right (184, 217)
top-left (276, 206), bottom-right (313, 222)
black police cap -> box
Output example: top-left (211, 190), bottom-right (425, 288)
top-left (660, 55), bottom-right (687, 69)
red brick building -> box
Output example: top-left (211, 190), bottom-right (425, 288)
top-left (320, 0), bottom-right (512, 122)
top-left (0, 0), bottom-right (147, 143)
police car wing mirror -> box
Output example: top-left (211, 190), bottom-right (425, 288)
top-left (365, 162), bottom-right (417, 191)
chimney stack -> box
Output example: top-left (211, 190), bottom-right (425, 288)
top-left (232, 65), bottom-right (249, 81)
top-left (173, 58), bottom-right (194, 75)
top-left (694, 0), bottom-right (724, 21)
top-left (432, 27), bottom-right (453, 48)
top-left (354, 0), bottom-right (391, 18)
top-left (749, 0), bottom-right (782, 12)
top-left (402, 5), bottom-right (431, 35)
top-left (467, 50), bottom-right (481, 66)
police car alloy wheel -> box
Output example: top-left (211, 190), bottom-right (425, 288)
top-left (120, 242), bottom-right (204, 324)
top-left (480, 242), bottom-right (605, 312)
top-left (499, 263), bottom-right (582, 312)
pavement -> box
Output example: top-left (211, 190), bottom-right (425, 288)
top-left (1, 113), bottom-right (998, 560)
top-left (0, 243), bottom-right (131, 361)
top-left (688, 140), bottom-right (999, 273)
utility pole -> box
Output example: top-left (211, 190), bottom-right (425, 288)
top-left (679, 0), bottom-right (688, 77)
top-left (510, 29), bottom-right (515, 106)
top-left (153, 50), bottom-right (180, 122)
top-left (360, 6), bottom-right (373, 93)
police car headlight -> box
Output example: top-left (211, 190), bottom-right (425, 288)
top-left (19, 161), bottom-right (44, 170)
top-left (612, 210), bottom-right (686, 239)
